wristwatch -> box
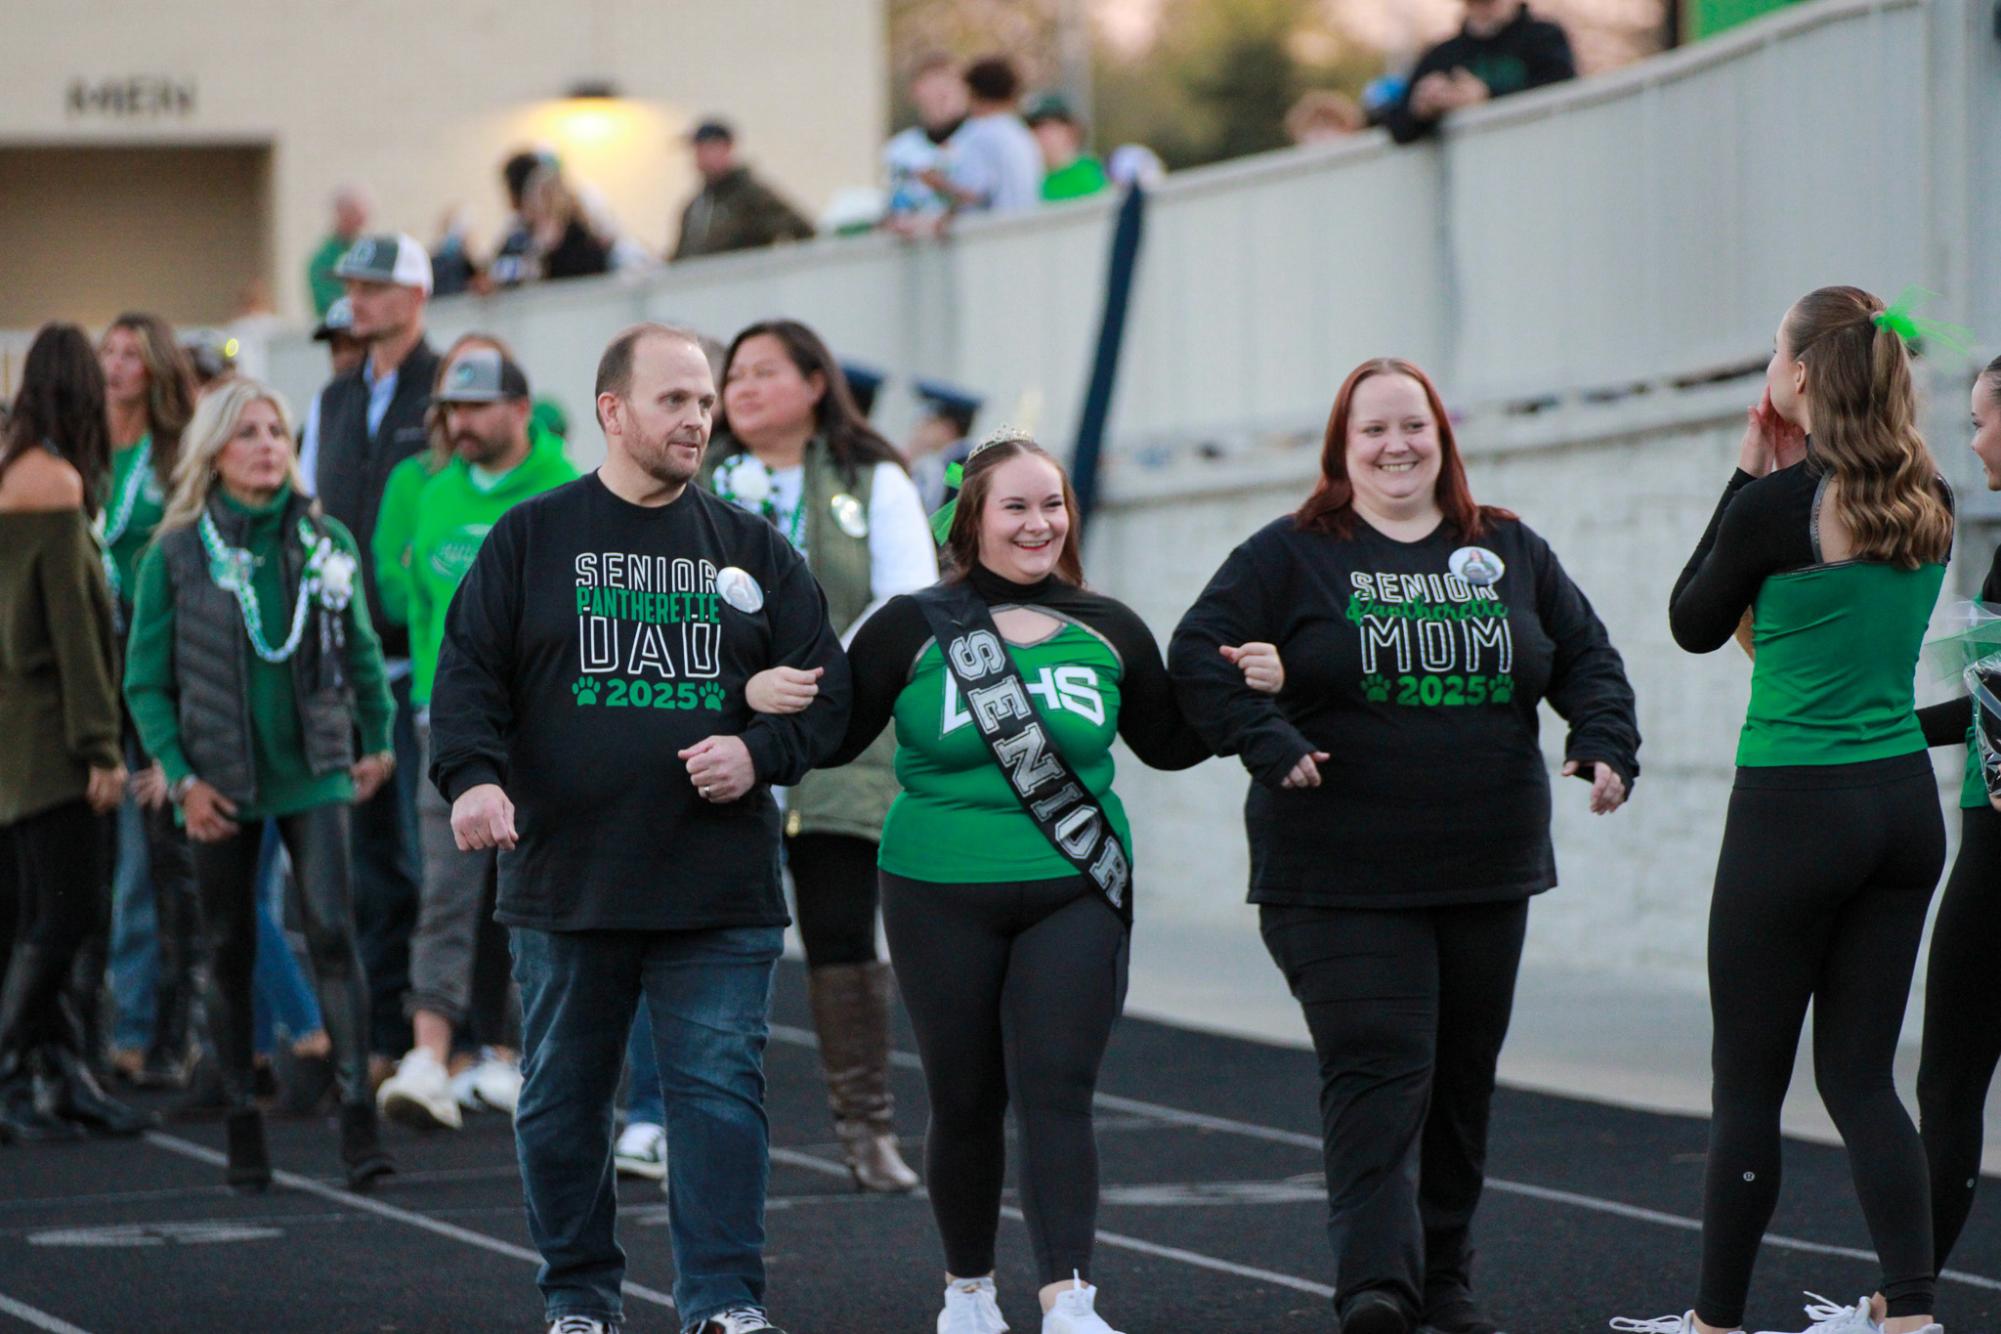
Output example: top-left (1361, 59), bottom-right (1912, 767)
top-left (170, 774), bottom-right (198, 806)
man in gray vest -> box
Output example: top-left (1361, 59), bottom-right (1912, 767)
top-left (315, 231), bottom-right (440, 1074)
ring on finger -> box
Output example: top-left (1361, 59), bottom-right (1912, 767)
top-left (700, 785), bottom-right (711, 799)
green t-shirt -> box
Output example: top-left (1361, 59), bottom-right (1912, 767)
top-left (307, 234), bottom-right (350, 317)
top-left (1042, 155), bottom-right (1109, 202)
top-left (1737, 560), bottom-right (1946, 766)
top-left (880, 623), bottom-right (1132, 883)
top-left (103, 436), bottom-right (168, 617)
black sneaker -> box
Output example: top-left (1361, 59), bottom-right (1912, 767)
top-left (1421, 1286), bottom-right (1504, 1334)
top-left (1340, 1290), bottom-right (1414, 1334)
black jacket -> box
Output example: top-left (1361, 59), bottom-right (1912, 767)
top-left (313, 336), bottom-right (440, 657)
top-left (1379, 5), bottom-right (1576, 144)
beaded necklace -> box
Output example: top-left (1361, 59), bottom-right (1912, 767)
top-left (197, 505), bottom-right (357, 663)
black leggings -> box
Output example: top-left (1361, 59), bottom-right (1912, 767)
top-left (1261, 899), bottom-right (1528, 1320)
top-left (190, 803), bottom-right (371, 1111)
top-left (1918, 802), bottom-right (2001, 1271)
top-left (788, 832), bottom-right (881, 967)
top-left (0, 800), bottom-right (111, 1047)
top-left (880, 871), bottom-right (1127, 1285)
top-left (1699, 754), bottom-right (1945, 1327)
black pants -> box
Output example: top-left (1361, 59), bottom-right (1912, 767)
top-left (1919, 802), bottom-right (2001, 1271)
top-left (191, 803), bottom-right (371, 1110)
top-left (880, 872), bottom-right (1127, 1284)
top-left (1699, 754), bottom-right (1944, 1327)
top-left (788, 832), bottom-right (880, 967)
top-left (0, 800), bottom-right (112, 1048)
top-left (350, 676), bottom-right (421, 1056)
top-left (1261, 899), bottom-right (1528, 1320)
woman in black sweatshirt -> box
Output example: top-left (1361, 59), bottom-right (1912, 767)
top-left (1169, 357), bottom-right (1639, 1334)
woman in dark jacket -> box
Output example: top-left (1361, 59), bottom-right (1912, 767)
top-left (1169, 357), bottom-right (1639, 1334)
top-left (125, 378), bottom-right (398, 1192)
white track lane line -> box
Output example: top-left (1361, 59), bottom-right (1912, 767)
top-left (0, 1291), bottom-right (95, 1334)
top-left (769, 1023), bottom-right (2001, 1294)
top-left (142, 1131), bottom-right (677, 1310)
top-left (768, 1146), bottom-right (1336, 1297)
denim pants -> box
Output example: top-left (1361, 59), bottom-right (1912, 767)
top-left (511, 924), bottom-right (782, 1328)
top-left (350, 673), bottom-right (422, 1055)
top-left (107, 792), bottom-right (158, 1050)
top-left (624, 1002), bottom-right (665, 1128)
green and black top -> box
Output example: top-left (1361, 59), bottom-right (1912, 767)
top-left (1671, 461), bottom-right (1951, 768)
top-left (829, 563), bottom-right (1209, 884)
top-left (101, 434), bottom-right (169, 620)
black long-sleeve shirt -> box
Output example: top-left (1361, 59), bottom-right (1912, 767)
top-left (1379, 4), bottom-right (1577, 145)
top-left (1169, 513), bottom-right (1638, 907)
top-left (1668, 467), bottom-right (1815, 654)
top-left (429, 473), bottom-right (851, 931)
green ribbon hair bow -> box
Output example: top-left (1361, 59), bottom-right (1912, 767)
top-left (928, 460), bottom-right (965, 546)
top-left (1872, 285), bottom-right (1977, 359)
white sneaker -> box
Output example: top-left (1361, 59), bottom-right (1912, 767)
top-left (938, 1276), bottom-right (1009, 1334)
top-left (469, 1049), bottom-right (522, 1115)
top-left (548, 1319), bottom-right (615, 1334)
top-left (613, 1121), bottom-right (667, 1181)
top-left (1040, 1276), bottom-right (1122, 1334)
top-left (1753, 1293), bottom-right (1877, 1334)
top-left (449, 1063), bottom-right (482, 1113)
top-left (689, 1309), bottom-right (785, 1334)
top-left (377, 1048), bottom-right (461, 1130)
top-left (1609, 1316), bottom-right (1696, 1333)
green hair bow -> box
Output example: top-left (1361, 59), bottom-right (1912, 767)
top-left (1873, 285), bottom-right (1976, 358)
top-left (928, 461), bottom-right (965, 545)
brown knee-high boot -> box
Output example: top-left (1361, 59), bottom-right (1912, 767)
top-left (807, 961), bottom-right (919, 1193)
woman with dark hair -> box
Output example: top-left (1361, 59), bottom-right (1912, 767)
top-left (0, 324), bottom-right (151, 1141)
top-left (1913, 355), bottom-right (2001, 1292)
top-left (693, 317), bottom-right (937, 1192)
top-left (1619, 287), bottom-right (1955, 1334)
top-left (755, 433), bottom-right (1274, 1334)
top-left (124, 378), bottom-right (397, 1191)
top-left (97, 312), bottom-right (204, 1089)
top-left (1170, 358), bottom-right (1638, 1334)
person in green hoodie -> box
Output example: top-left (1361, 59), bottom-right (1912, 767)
top-left (124, 378), bottom-right (398, 1193)
top-left (373, 344), bottom-right (578, 1134)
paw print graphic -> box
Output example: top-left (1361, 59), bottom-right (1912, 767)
top-left (697, 681), bottom-right (726, 712)
top-left (572, 677), bottom-right (601, 706)
top-left (1361, 673), bottom-right (1391, 704)
top-left (1489, 675), bottom-right (1515, 704)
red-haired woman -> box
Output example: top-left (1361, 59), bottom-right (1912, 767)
top-left (1169, 358), bottom-right (1640, 1334)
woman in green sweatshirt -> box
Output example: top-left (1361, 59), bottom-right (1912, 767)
top-left (125, 378), bottom-right (399, 1193)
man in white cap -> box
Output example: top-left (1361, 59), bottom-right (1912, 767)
top-left (316, 232), bottom-right (441, 1082)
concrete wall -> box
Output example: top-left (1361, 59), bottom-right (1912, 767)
top-left (0, 0), bottom-right (885, 322)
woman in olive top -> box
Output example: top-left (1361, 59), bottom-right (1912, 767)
top-left (1913, 354), bottom-right (2001, 1282)
top-left (1171, 357), bottom-right (1638, 1334)
top-left (700, 319), bottom-right (938, 1193)
top-left (98, 311), bottom-right (203, 1089)
top-left (761, 435), bottom-right (1276, 1334)
top-left (1621, 287), bottom-right (1956, 1334)
top-left (125, 378), bottom-right (400, 1193)
top-left (0, 324), bottom-right (148, 1143)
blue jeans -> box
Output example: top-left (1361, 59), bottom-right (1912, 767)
top-left (252, 822), bottom-right (324, 1051)
top-left (624, 1001), bottom-right (665, 1128)
top-left (511, 924), bottom-right (782, 1329)
top-left (107, 792), bottom-right (157, 1050)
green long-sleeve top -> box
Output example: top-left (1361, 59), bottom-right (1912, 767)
top-left (103, 435), bottom-right (169, 617)
top-left (369, 451), bottom-right (443, 631)
top-left (0, 508), bottom-right (123, 824)
top-left (124, 487), bottom-right (395, 821)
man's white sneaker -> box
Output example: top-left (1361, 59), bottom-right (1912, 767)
top-left (469, 1048), bottom-right (522, 1115)
top-left (937, 1276), bottom-right (1010, 1334)
top-left (1753, 1292), bottom-right (1878, 1334)
top-left (1609, 1315), bottom-right (1696, 1333)
top-left (377, 1048), bottom-right (461, 1130)
top-left (1040, 1276), bottom-right (1123, 1334)
top-left (613, 1121), bottom-right (667, 1181)
top-left (449, 1063), bottom-right (482, 1113)
top-left (548, 1319), bottom-right (616, 1334)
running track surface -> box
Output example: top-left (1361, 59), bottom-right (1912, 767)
top-left (2, 961), bottom-right (1997, 1333)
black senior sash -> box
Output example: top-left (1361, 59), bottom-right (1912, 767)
top-left (912, 582), bottom-right (1133, 924)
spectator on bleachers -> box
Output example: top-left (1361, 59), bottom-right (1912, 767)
top-left (1025, 93), bottom-right (1109, 203)
top-left (925, 57), bottom-right (1043, 217)
top-left (1379, 0), bottom-right (1576, 144)
top-left (670, 119), bottom-right (816, 261)
top-left (1286, 89), bottom-right (1366, 145)
top-left (522, 166), bottom-right (612, 281)
top-left (489, 150), bottom-right (553, 290)
top-left (306, 186), bottom-right (371, 317)
top-left (882, 53), bottom-right (968, 237)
